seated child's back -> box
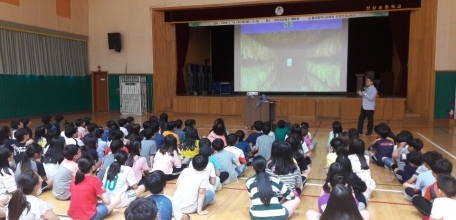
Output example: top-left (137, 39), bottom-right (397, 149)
top-left (274, 120), bottom-right (289, 141)
top-left (430, 174), bottom-right (456, 219)
top-left (173, 155), bottom-right (212, 214)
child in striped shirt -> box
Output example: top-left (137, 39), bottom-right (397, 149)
top-left (246, 156), bottom-right (300, 220)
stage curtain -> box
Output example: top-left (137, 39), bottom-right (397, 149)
top-left (0, 28), bottom-right (88, 76)
top-left (175, 24), bottom-right (190, 94)
top-left (389, 12), bottom-right (410, 96)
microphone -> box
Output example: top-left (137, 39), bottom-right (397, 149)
top-left (363, 87), bottom-right (366, 91)
top-left (255, 100), bottom-right (262, 109)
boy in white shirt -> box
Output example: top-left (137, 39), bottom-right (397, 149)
top-left (64, 127), bottom-right (84, 147)
top-left (189, 148), bottom-right (220, 192)
top-left (430, 174), bottom-right (456, 220)
top-left (118, 118), bottom-right (129, 137)
top-left (263, 121), bottom-right (275, 139)
top-left (225, 134), bottom-right (247, 177)
top-left (173, 154), bottom-right (215, 215)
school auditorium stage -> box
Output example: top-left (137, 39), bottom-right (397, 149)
top-left (172, 95), bottom-right (405, 120)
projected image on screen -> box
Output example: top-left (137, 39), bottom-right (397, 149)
top-left (234, 19), bottom-right (349, 92)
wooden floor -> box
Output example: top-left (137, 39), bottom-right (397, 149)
top-left (3, 112), bottom-right (456, 220)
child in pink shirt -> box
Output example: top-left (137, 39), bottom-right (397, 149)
top-left (126, 141), bottom-right (150, 184)
top-left (152, 135), bottom-right (186, 181)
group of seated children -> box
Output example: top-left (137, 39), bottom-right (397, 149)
top-left (1, 114), bottom-right (455, 220)
top-left (368, 123), bottom-right (455, 219)
top-left (244, 130), bottom-right (371, 220)
top-left (290, 123), bottom-right (376, 220)
top-left (321, 121), bottom-right (456, 220)
top-left (1, 114), bottom-right (297, 219)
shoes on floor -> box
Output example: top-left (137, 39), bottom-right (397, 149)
top-left (366, 132), bottom-right (372, 136)
top-left (302, 176), bottom-right (308, 185)
top-left (403, 190), bottom-right (414, 202)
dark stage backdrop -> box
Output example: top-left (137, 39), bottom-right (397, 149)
top-left (210, 17), bottom-right (397, 92)
top-left (347, 17), bottom-right (393, 92)
top-left (211, 26), bottom-right (234, 82)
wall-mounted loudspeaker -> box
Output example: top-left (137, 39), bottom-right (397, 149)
top-left (108, 32), bottom-right (122, 52)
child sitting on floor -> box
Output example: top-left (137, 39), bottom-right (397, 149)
top-left (369, 125), bottom-right (394, 168)
top-left (145, 170), bottom-right (190, 220)
top-left (5, 171), bottom-right (59, 220)
top-left (173, 154), bottom-right (215, 215)
top-left (103, 151), bottom-right (146, 209)
top-left (181, 126), bottom-right (200, 165)
top-left (426, 174), bottom-right (456, 220)
top-left (225, 134), bottom-right (247, 171)
top-left (213, 138), bottom-right (245, 184)
top-left (391, 152), bottom-right (423, 184)
top-left (125, 198), bottom-right (158, 220)
top-left (68, 156), bottom-right (120, 220)
top-left (52, 144), bottom-right (81, 201)
top-left (275, 120), bottom-right (289, 142)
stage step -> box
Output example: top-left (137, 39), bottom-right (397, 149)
top-left (404, 112), bottom-right (421, 118)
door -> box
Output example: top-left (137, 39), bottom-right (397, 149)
top-left (92, 71), bottom-right (109, 112)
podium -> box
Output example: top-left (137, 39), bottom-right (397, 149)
top-left (244, 98), bottom-right (276, 126)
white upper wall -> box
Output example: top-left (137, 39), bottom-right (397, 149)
top-left (88, 0), bottom-right (267, 74)
top-left (0, 0), bottom-right (88, 36)
top-left (435, 0), bottom-right (456, 71)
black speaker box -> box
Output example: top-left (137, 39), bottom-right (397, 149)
top-left (108, 33), bottom-right (122, 52)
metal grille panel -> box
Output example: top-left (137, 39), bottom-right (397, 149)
top-left (120, 76), bottom-right (147, 115)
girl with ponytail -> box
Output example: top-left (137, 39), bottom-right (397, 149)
top-left (307, 184), bottom-right (370, 220)
top-left (246, 156), bottom-right (300, 220)
top-left (68, 156), bottom-right (120, 220)
top-left (326, 138), bottom-right (348, 169)
top-left (102, 151), bottom-right (146, 208)
top-left (5, 171), bottom-right (59, 220)
top-left (319, 170), bottom-right (358, 213)
top-left (336, 155), bottom-right (370, 210)
top-left (348, 138), bottom-right (376, 196)
top-left (15, 143), bottom-right (53, 195)
top-left (327, 121), bottom-right (343, 152)
top-left (42, 129), bottom-right (65, 179)
top-left (34, 126), bottom-right (47, 148)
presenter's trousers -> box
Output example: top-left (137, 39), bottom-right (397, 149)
top-left (357, 107), bottom-right (374, 134)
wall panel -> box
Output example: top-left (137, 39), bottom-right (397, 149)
top-left (152, 10), bottom-right (176, 113)
top-left (434, 71), bottom-right (456, 119)
top-left (172, 96), bottom-right (405, 120)
top-left (408, 0), bottom-right (438, 120)
top-left (0, 75), bottom-right (92, 120)
top-left (316, 101), bottom-right (340, 118)
top-left (0, 0), bottom-right (88, 35)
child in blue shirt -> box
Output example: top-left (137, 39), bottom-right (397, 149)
top-left (370, 125), bottom-right (394, 168)
top-left (235, 130), bottom-right (251, 158)
top-left (150, 121), bottom-right (164, 150)
top-left (145, 170), bottom-right (189, 220)
top-left (392, 152), bottom-right (423, 183)
top-left (174, 120), bottom-right (185, 143)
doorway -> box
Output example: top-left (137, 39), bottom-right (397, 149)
top-left (92, 71), bottom-right (109, 112)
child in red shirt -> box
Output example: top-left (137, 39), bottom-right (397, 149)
top-left (68, 156), bottom-right (120, 220)
top-left (105, 130), bottom-right (129, 155)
